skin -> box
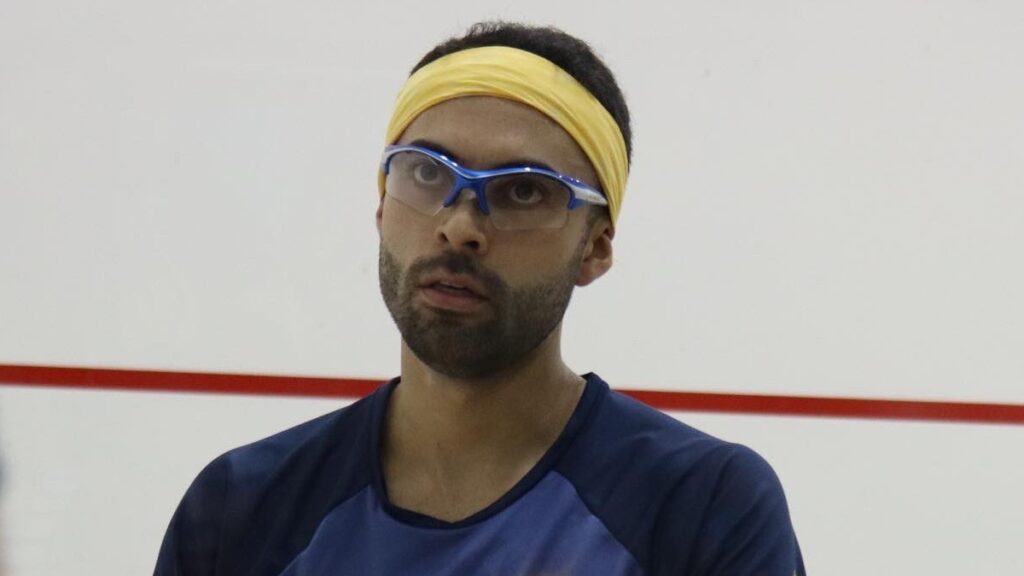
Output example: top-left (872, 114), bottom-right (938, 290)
top-left (376, 96), bottom-right (615, 522)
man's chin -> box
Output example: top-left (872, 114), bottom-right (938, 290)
top-left (407, 348), bottom-right (506, 380)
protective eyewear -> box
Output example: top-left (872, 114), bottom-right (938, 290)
top-left (380, 144), bottom-right (607, 231)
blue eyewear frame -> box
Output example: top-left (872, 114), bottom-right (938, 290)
top-left (380, 144), bottom-right (608, 215)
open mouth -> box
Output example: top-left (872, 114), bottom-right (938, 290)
top-left (430, 281), bottom-right (481, 298)
top-left (420, 278), bottom-right (489, 312)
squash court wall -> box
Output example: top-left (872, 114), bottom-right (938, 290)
top-left (1, 1), bottom-right (1022, 574)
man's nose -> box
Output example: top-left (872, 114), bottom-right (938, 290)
top-left (435, 187), bottom-right (490, 254)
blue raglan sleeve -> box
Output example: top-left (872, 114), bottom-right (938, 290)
top-left (154, 456), bottom-right (231, 576)
top-left (656, 445), bottom-right (806, 576)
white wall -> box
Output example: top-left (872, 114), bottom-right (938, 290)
top-left (1, 1), bottom-right (1022, 574)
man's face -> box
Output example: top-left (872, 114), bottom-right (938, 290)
top-left (377, 96), bottom-right (610, 379)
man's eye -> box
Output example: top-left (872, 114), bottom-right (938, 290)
top-left (410, 160), bottom-right (446, 186)
top-left (505, 180), bottom-right (544, 205)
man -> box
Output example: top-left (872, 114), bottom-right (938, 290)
top-left (156, 22), bottom-right (805, 575)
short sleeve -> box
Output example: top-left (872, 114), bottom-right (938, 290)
top-left (154, 456), bottom-right (231, 576)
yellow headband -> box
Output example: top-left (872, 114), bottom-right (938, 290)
top-left (381, 46), bottom-right (628, 226)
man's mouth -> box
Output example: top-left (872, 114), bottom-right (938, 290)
top-left (419, 273), bottom-right (488, 300)
top-left (431, 281), bottom-right (480, 297)
top-left (419, 274), bottom-right (489, 312)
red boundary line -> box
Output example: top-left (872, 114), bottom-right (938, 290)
top-left (2, 363), bottom-right (1023, 425)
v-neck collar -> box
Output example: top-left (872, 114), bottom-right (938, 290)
top-left (367, 373), bottom-right (608, 529)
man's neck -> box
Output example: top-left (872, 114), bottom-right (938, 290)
top-left (381, 329), bottom-right (586, 521)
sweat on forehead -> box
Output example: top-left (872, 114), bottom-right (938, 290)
top-left (380, 46), bottom-right (628, 227)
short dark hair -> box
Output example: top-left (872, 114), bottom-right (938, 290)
top-left (412, 21), bottom-right (633, 166)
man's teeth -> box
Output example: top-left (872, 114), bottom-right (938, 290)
top-left (434, 282), bottom-right (469, 293)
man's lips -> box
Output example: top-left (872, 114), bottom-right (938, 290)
top-left (418, 273), bottom-right (488, 300)
top-left (417, 273), bottom-right (490, 312)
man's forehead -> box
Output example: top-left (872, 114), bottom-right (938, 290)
top-left (404, 138), bottom-right (561, 174)
top-left (395, 96), bottom-right (597, 180)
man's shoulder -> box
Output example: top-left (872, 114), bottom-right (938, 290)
top-left (156, 384), bottom-right (391, 576)
top-left (562, 376), bottom-right (765, 502)
top-left (573, 378), bottom-right (737, 470)
top-left (179, 382), bottom-right (389, 518)
top-left (210, 385), bottom-right (384, 489)
top-left (558, 375), bottom-right (802, 575)
top-left (593, 387), bottom-right (783, 506)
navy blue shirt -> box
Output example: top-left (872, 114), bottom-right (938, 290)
top-left (156, 374), bottom-right (805, 575)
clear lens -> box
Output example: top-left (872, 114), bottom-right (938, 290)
top-left (383, 149), bottom-right (572, 230)
top-left (485, 174), bottom-right (570, 230)
top-left (384, 151), bottom-right (453, 216)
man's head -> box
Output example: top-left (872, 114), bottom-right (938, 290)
top-left (411, 22), bottom-right (633, 165)
top-left (377, 22), bottom-right (631, 379)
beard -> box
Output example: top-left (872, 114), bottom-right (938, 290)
top-left (379, 244), bottom-right (584, 380)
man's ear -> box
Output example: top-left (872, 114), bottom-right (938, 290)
top-left (576, 217), bottom-right (614, 287)
top-left (375, 197), bottom-right (384, 237)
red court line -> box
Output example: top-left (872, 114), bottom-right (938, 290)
top-left (0, 364), bottom-right (382, 399)
top-left (619, 389), bottom-right (1024, 425)
top-left (2, 363), bottom-right (1023, 425)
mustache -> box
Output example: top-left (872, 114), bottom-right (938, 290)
top-left (407, 251), bottom-right (504, 295)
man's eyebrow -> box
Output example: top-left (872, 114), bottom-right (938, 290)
top-left (409, 139), bottom-right (461, 162)
top-left (408, 139), bottom-right (559, 173)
